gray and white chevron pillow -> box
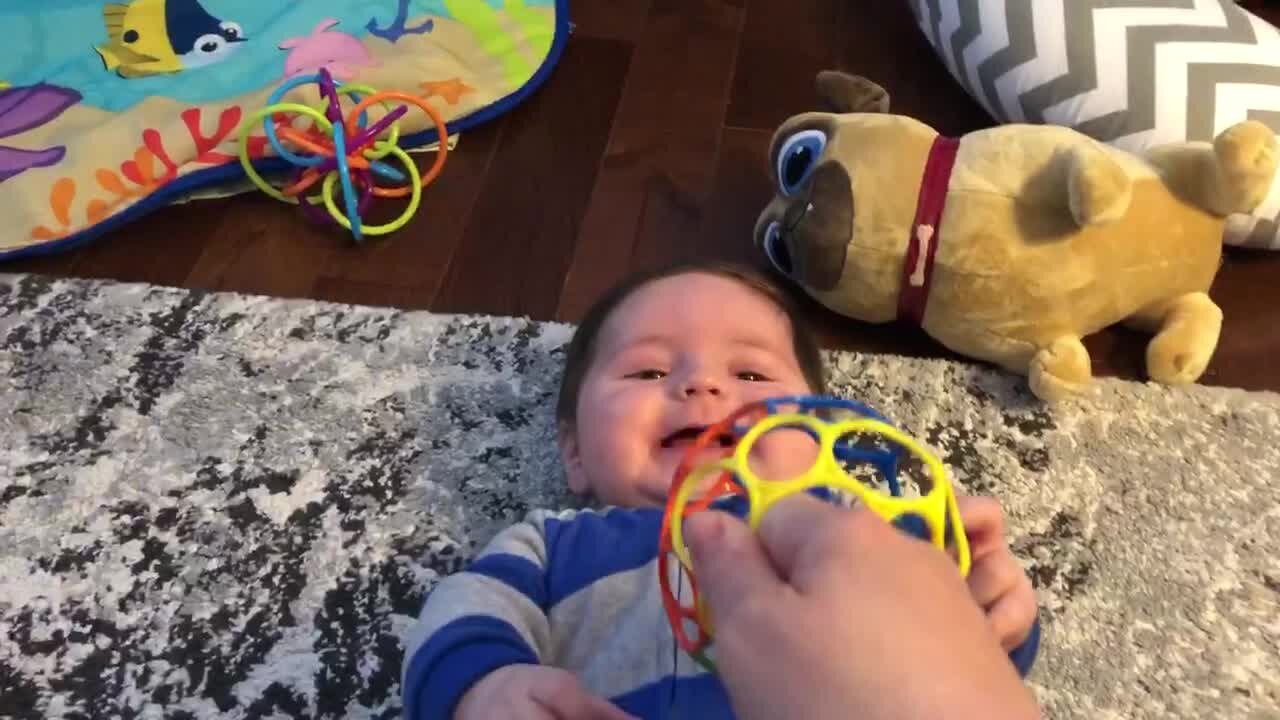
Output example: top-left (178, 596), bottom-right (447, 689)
top-left (908, 0), bottom-right (1280, 250)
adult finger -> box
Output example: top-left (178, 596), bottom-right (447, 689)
top-left (567, 694), bottom-right (637, 720)
top-left (530, 671), bottom-right (636, 720)
top-left (752, 492), bottom-right (851, 583)
top-left (685, 510), bottom-right (785, 622)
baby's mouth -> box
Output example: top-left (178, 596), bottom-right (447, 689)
top-left (660, 426), bottom-right (735, 450)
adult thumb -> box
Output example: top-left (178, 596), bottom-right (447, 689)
top-left (685, 511), bottom-right (784, 624)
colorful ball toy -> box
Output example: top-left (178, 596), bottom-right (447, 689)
top-left (657, 395), bottom-right (972, 672)
top-left (236, 68), bottom-right (448, 241)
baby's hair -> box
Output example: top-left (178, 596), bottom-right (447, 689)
top-left (556, 260), bottom-right (828, 427)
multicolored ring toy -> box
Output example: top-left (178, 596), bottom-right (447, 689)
top-left (236, 68), bottom-right (449, 242)
top-left (657, 395), bottom-right (971, 672)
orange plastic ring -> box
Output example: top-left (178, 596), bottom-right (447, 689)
top-left (345, 91), bottom-right (449, 189)
top-left (276, 126), bottom-right (372, 170)
top-left (281, 167), bottom-right (324, 197)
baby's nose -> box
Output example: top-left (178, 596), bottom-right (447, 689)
top-left (681, 376), bottom-right (723, 397)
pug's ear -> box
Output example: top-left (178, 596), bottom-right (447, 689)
top-left (816, 71), bottom-right (890, 114)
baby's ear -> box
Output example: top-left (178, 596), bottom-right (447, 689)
top-left (558, 422), bottom-right (590, 495)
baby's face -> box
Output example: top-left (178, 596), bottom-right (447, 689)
top-left (562, 272), bottom-right (818, 508)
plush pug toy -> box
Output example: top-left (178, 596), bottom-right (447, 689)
top-left (755, 72), bottom-right (1278, 401)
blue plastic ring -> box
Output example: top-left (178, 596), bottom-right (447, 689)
top-left (264, 73), bottom-right (328, 167)
top-left (331, 121), bottom-right (362, 240)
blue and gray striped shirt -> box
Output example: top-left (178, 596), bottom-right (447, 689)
top-left (402, 505), bottom-right (1041, 720)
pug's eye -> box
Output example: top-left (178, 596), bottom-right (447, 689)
top-left (762, 221), bottom-right (793, 276)
top-left (776, 129), bottom-right (827, 196)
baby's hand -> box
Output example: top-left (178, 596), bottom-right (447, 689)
top-left (455, 664), bottom-right (636, 720)
top-left (957, 496), bottom-right (1038, 651)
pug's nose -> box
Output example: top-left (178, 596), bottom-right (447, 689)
top-left (782, 196), bottom-right (812, 230)
top-left (777, 161), bottom-right (853, 292)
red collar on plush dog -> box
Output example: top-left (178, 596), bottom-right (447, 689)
top-left (898, 135), bottom-right (961, 326)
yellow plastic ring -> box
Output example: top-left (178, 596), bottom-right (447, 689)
top-left (669, 415), bottom-right (971, 577)
top-left (237, 103), bottom-right (334, 204)
top-left (669, 459), bottom-right (738, 574)
top-left (320, 143), bottom-right (421, 235)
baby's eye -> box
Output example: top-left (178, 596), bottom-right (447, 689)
top-left (737, 371), bottom-right (772, 382)
top-left (626, 369), bottom-right (667, 380)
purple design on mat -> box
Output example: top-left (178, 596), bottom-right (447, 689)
top-left (0, 82), bottom-right (81, 184)
top-left (0, 146), bottom-right (67, 183)
top-left (0, 83), bottom-right (81, 138)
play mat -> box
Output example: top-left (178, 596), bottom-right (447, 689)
top-left (0, 0), bottom-right (568, 260)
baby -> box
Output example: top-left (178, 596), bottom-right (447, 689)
top-left (402, 261), bottom-right (1041, 720)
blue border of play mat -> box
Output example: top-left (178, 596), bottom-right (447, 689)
top-left (0, 0), bottom-right (571, 263)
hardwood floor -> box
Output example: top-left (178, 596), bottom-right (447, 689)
top-left (7, 0), bottom-right (1280, 393)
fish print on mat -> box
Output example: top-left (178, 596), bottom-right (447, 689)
top-left (278, 19), bottom-right (379, 81)
top-left (0, 83), bottom-right (81, 184)
top-left (96, 0), bottom-right (248, 78)
top-left (0, 1), bottom-right (557, 112)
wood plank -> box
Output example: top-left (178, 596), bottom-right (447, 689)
top-left (724, 0), bottom-right (843, 131)
top-left (571, 0), bottom-right (653, 44)
top-left (66, 199), bottom-right (227, 289)
top-left (555, 0), bottom-right (746, 323)
top-left (431, 35), bottom-right (632, 319)
top-left (315, 119), bottom-right (505, 296)
top-left (1198, 249), bottom-right (1280, 392)
top-left (1244, 2), bottom-right (1280, 26)
top-left (184, 193), bottom-right (347, 298)
top-left (2, 246), bottom-right (81, 280)
top-left (838, 0), bottom-right (992, 137)
top-left (695, 127), bottom-right (774, 265)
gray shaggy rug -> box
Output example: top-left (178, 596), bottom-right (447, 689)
top-left (0, 274), bottom-right (1277, 720)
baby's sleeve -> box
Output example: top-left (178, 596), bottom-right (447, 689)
top-left (1008, 613), bottom-right (1042, 678)
top-left (400, 511), bottom-right (556, 720)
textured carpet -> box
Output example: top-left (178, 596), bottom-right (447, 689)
top-left (0, 274), bottom-right (1277, 720)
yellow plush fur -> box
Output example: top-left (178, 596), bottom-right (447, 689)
top-left (756, 73), bottom-right (1278, 400)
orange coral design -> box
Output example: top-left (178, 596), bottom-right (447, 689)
top-left (27, 105), bottom-right (278, 243)
top-left (420, 78), bottom-right (474, 105)
top-left (30, 178), bottom-right (77, 241)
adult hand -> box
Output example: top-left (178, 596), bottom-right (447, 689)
top-left (685, 496), bottom-right (1041, 720)
top-left (455, 664), bottom-right (636, 720)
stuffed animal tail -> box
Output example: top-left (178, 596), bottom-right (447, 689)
top-left (1222, 130), bottom-right (1280, 250)
top-left (1224, 166), bottom-right (1280, 250)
